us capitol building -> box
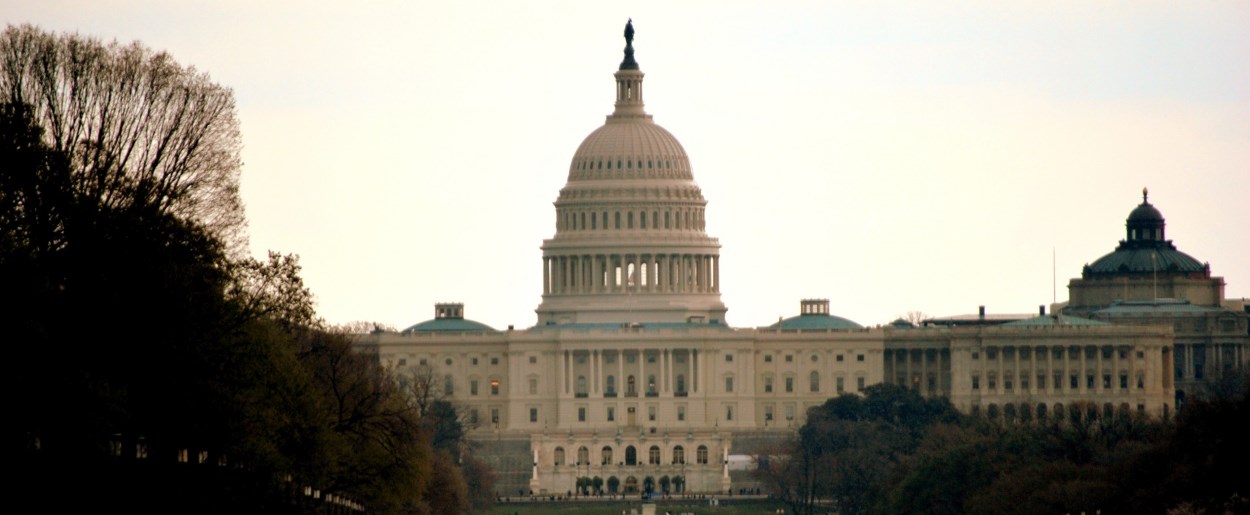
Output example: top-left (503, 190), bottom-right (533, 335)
top-left (357, 21), bottom-right (1249, 496)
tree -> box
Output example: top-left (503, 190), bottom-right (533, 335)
top-left (1, 24), bottom-right (245, 252)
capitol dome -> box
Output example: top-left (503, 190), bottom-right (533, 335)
top-left (535, 21), bottom-right (727, 327)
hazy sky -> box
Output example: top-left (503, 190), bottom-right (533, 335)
top-left (6, 1), bottom-right (1248, 330)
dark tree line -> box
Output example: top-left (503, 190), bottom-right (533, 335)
top-left (756, 380), bottom-right (1249, 515)
top-left (2, 25), bottom-right (490, 514)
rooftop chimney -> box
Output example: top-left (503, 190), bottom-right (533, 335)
top-left (978, 305), bottom-right (986, 320)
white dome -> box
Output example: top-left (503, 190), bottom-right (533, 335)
top-left (567, 120), bottom-right (693, 182)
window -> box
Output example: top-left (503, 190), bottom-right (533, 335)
top-left (554, 447), bottom-right (565, 466)
top-left (607, 407), bottom-right (615, 421)
top-left (490, 357), bottom-right (499, 365)
top-left (602, 446), bottom-right (613, 465)
top-left (764, 405), bottom-right (774, 421)
top-left (576, 376), bottom-right (588, 397)
top-left (1004, 375), bottom-right (1013, 390)
top-left (649, 446), bottom-right (661, 465)
top-left (811, 354), bottom-right (819, 362)
top-left (529, 356), bottom-right (537, 364)
top-left (856, 377), bottom-right (865, 391)
top-left (578, 407), bottom-right (586, 422)
top-left (445, 358), bottom-right (453, 366)
top-left (677, 405), bottom-right (686, 421)
top-left (471, 357), bottom-right (478, 366)
top-left (697, 445), bottom-right (709, 464)
top-left (398, 358), bottom-right (407, 367)
top-left (764, 355), bottom-right (773, 363)
top-left (1054, 372), bottom-right (1063, 390)
top-left (470, 380), bottom-right (479, 396)
top-left (988, 373), bottom-right (997, 390)
top-left (725, 354), bottom-right (734, 363)
top-left (647, 375), bottom-right (657, 396)
top-left (1137, 373), bottom-right (1145, 389)
top-left (419, 358), bottom-right (428, 366)
top-left (469, 409), bottom-right (479, 425)
top-left (627, 375), bottom-right (637, 396)
top-left (1087, 374), bottom-right (1095, 389)
top-left (490, 408), bottom-right (499, 424)
top-left (764, 376), bottom-right (773, 393)
top-left (856, 354), bottom-right (864, 362)
top-left (725, 376), bottom-right (734, 392)
top-left (836, 354), bottom-right (844, 362)
top-left (1070, 374), bottom-right (1078, 389)
top-left (490, 379), bottom-right (500, 395)
top-left (785, 355), bottom-right (793, 363)
top-left (606, 375), bottom-right (617, 396)
top-left (836, 376), bottom-right (845, 393)
top-left (673, 446), bottom-right (685, 464)
top-left (726, 405), bottom-right (734, 421)
top-left (1020, 374), bottom-right (1029, 390)
top-left (785, 404), bottom-right (795, 421)
top-left (1038, 374), bottom-right (1046, 389)
top-left (578, 447), bottom-right (589, 466)
top-left (676, 374), bottom-right (686, 395)
top-left (972, 375), bottom-right (980, 390)
top-left (530, 407), bottom-right (538, 423)
top-left (444, 375), bottom-right (454, 395)
top-left (648, 405), bottom-right (656, 422)
top-left (784, 376), bottom-right (794, 393)
top-left (529, 378), bottom-right (538, 395)
top-left (971, 352), bottom-right (979, 360)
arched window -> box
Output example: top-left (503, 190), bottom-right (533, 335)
top-left (649, 446), bottom-right (661, 465)
top-left (652, 211), bottom-right (659, 229)
top-left (554, 447), bottom-right (565, 466)
top-left (606, 375), bottom-right (617, 396)
top-left (578, 446), bottom-right (589, 465)
top-left (672, 446), bottom-right (685, 464)
top-left (696, 445), bottom-right (709, 465)
top-left (625, 445), bottom-right (637, 466)
top-left (640, 211), bottom-right (647, 228)
top-left (628, 211), bottom-right (634, 229)
top-left (810, 371), bottom-right (820, 392)
top-left (602, 446), bottom-right (614, 465)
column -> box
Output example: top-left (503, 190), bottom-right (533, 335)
top-left (592, 350), bottom-right (599, 394)
top-left (713, 256), bottom-right (720, 292)
top-left (693, 349), bottom-right (700, 393)
top-left (661, 349), bottom-right (669, 393)
top-left (543, 257), bottom-right (551, 295)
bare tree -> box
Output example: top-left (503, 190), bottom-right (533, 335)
top-left (0, 24), bottom-right (246, 252)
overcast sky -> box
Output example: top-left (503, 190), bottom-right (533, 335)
top-left (6, 1), bottom-right (1248, 330)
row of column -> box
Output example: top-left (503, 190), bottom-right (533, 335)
top-left (887, 348), bottom-right (951, 394)
top-left (970, 344), bottom-right (1153, 394)
top-left (543, 253), bottom-right (719, 296)
top-left (559, 348), bottom-right (702, 397)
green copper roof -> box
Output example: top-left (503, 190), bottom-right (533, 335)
top-left (1003, 315), bottom-right (1109, 327)
top-left (769, 313), bottom-right (863, 331)
top-left (402, 318), bottom-right (497, 333)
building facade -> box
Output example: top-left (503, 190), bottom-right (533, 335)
top-left (356, 22), bottom-right (1242, 496)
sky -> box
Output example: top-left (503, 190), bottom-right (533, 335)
top-left (6, 1), bottom-right (1248, 330)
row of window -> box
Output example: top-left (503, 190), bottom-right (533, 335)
top-left (560, 404), bottom-right (689, 423)
top-left (576, 374), bottom-right (685, 397)
top-left (971, 371), bottom-right (1146, 391)
top-left (761, 353), bottom-right (864, 363)
top-left (971, 401), bottom-right (1157, 421)
top-left (551, 444), bottom-right (709, 467)
top-left (972, 347), bottom-right (1146, 361)
top-left (726, 374), bottom-right (865, 393)
top-left (575, 157), bottom-right (683, 172)
top-left (559, 208), bottom-right (704, 232)
top-left (396, 356), bottom-right (500, 367)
